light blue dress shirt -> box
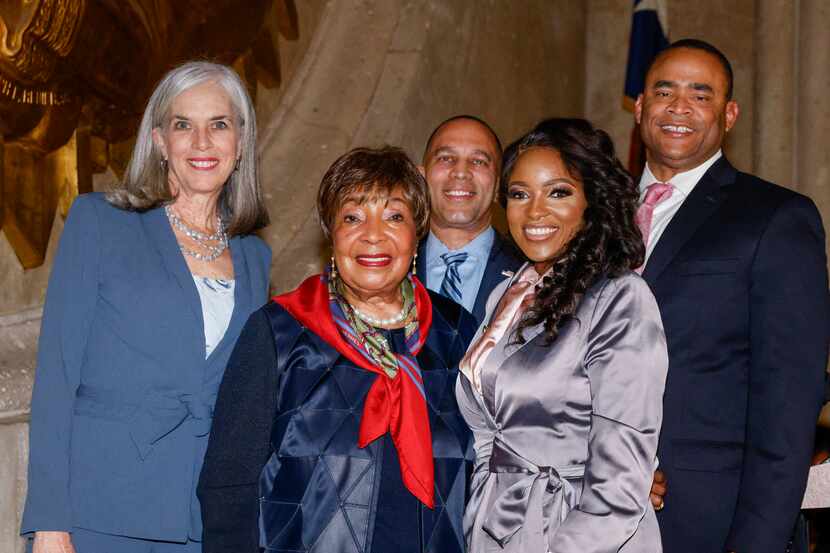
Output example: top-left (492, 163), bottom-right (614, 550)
top-left (424, 227), bottom-right (495, 313)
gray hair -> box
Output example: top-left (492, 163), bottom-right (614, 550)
top-left (106, 61), bottom-right (269, 236)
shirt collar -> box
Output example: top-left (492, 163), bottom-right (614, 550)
top-left (425, 226), bottom-right (495, 264)
top-left (639, 149), bottom-right (722, 198)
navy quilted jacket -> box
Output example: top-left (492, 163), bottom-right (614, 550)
top-left (198, 291), bottom-right (477, 553)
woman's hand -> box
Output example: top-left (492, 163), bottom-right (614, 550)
top-left (650, 469), bottom-right (667, 511)
top-left (33, 531), bottom-right (76, 553)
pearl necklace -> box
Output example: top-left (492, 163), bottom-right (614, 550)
top-left (165, 205), bottom-right (228, 262)
top-left (351, 304), bottom-right (409, 327)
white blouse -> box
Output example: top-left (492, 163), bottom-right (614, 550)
top-left (192, 275), bottom-right (236, 358)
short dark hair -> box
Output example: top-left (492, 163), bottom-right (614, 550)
top-left (317, 146), bottom-right (430, 240)
top-left (422, 114), bottom-right (503, 162)
top-left (501, 118), bottom-right (644, 344)
top-left (651, 38), bottom-right (734, 100)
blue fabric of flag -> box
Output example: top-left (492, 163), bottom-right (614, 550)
top-left (624, 0), bottom-right (669, 109)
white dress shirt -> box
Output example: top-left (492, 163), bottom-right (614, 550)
top-left (192, 275), bottom-right (236, 358)
top-left (638, 150), bottom-right (723, 262)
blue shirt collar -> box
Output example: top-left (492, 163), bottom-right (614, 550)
top-left (425, 226), bottom-right (495, 264)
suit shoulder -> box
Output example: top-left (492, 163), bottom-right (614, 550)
top-left (734, 172), bottom-right (813, 207)
top-left (238, 233), bottom-right (272, 270)
top-left (68, 192), bottom-right (117, 218)
top-left (260, 301), bottom-right (301, 331)
top-left (734, 172), bottom-right (823, 231)
top-left (255, 301), bottom-right (309, 352)
top-left (238, 233), bottom-right (271, 254)
top-left (586, 272), bottom-right (659, 319)
top-left (64, 192), bottom-right (137, 236)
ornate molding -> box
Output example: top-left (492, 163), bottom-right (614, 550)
top-left (0, 0), bottom-right (299, 268)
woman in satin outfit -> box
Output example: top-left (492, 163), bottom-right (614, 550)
top-left (457, 118), bottom-right (668, 553)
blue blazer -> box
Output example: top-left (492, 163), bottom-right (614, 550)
top-left (642, 158), bottom-right (830, 553)
top-left (416, 230), bottom-right (523, 324)
top-left (21, 193), bottom-right (271, 542)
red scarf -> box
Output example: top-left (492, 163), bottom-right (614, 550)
top-left (273, 274), bottom-right (436, 508)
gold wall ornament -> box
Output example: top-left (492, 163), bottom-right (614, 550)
top-left (0, 0), bottom-right (299, 268)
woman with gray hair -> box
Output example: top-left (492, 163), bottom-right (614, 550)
top-left (20, 61), bottom-right (271, 553)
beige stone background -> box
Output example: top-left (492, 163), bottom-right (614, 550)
top-left (1, 1), bottom-right (829, 550)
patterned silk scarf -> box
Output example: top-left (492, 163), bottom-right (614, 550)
top-left (328, 274), bottom-right (417, 378)
top-left (273, 270), bottom-right (436, 508)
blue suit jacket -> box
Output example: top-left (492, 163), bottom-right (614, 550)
top-left (416, 229), bottom-right (523, 324)
top-left (21, 193), bottom-right (271, 542)
top-left (642, 158), bottom-right (830, 553)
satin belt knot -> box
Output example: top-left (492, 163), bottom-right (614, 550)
top-left (74, 385), bottom-right (216, 460)
top-left (482, 439), bottom-right (584, 548)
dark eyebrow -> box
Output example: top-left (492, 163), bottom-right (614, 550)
top-left (653, 80), bottom-right (676, 89)
top-left (508, 178), bottom-right (576, 189)
top-left (543, 178), bottom-right (576, 187)
top-left (170, 115), bottom-right (232, 121)
top-left (689, 83), bottom-right (714, 94)
top-left (432, 146), bottom-right (493, 163)
top-left (432, 146), bottom-right (456, 157)
top-left (471, 150), bottom-right (493, 162)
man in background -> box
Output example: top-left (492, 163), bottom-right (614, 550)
top-left (416, 115), bottom-right (522, 323)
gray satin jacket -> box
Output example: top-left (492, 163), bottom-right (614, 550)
top-left (456, 268), bottom-right (667, 553)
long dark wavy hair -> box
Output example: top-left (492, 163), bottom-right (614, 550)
top-left (500, 118), bottom-right (644, 344)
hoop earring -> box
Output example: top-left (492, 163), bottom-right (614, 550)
top-left (330, 255), bottom-right (337, 279)
top-left (411, 251), bottom-right (418, 275)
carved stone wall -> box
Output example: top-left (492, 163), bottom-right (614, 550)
top-left (2, 1), bottom-right (830, 551)
top-left (258, 0), bottom-right (586, 293)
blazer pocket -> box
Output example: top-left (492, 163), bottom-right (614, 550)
top-left (672, 440), bottom-right (743, 472)
top-left (675, 258), bottom-right (739, 276)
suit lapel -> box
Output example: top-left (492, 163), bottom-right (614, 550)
top-left (144, 206), bottom-right (204, 327)
top-left (142, 206), bottom-right (205, 367)
top-left (642, 158), bottom-right (736, 285)
top-left (472, 233), bottom-right (521, 322)
top-left (416, 240), bottom-right (428, 282)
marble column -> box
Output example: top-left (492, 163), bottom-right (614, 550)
top-left (752, 0), bottom-right (797, 187)
top-left (796, 0), bottom-right (830, 223)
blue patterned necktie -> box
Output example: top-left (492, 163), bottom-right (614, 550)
top-left (439, 251), bottom-right (469, 303)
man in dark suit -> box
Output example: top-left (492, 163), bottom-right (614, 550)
top-left (635, 38), bottom-right (830, 553)
top-left (416, 115), bottom-right (523, 323)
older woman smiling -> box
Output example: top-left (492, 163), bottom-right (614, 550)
top-left (198, 146), bottom-right (478, 553)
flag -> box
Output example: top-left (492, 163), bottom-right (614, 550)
top-left (623, 0), bottom-right (669, 177)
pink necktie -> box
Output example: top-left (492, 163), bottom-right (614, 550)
top-left (460, 266), bottom-right (540, 392)
top-left (635, 182), bottom-right (673, 273)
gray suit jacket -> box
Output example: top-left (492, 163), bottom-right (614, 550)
top-left (456, 268), bottom-right (667, 553)
top-left (21, 193), bottom-right (271, 542)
